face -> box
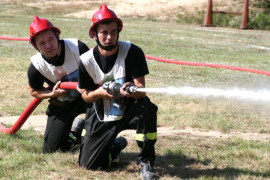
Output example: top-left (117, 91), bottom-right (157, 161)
top-left (34, 29), bottom-right (59, 59)
top-left (95, 21), bottom-right (118, 48)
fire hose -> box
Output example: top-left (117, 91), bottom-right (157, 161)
top-left (0, 81), bottom-right (136, 134)
top-left (0, 82), bottom-right (78, 134)
top-left (145, 55), bottom-right (270, 76)
top-left (0, 36), bottom-right (30, 41)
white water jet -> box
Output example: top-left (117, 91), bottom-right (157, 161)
top-left (137, 87), bottom-right (270, 101)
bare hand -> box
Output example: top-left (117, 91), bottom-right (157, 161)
top-left (51, 81), bottom-right (68, 98)
top-left (98, 86), bottom-right (114, 100)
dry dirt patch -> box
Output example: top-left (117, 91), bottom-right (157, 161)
top-left (22, 0), bottom-right (243, 20)
top-left (1, 115), bottom-right (269, 142)
top-left (64, 0), bottom-right (208, 20)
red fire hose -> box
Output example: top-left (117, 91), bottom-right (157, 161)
top-left (0, 36), bottom-right (30, 41)
top-left (0, 82), bottom-right (78, 134)
top-left (145, 55), bottom-right (270, 76)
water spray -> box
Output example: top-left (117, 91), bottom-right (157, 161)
top-left (102, 81), bottom-right (270, 101)
top-left (136, 86), bottom-right (270, 102)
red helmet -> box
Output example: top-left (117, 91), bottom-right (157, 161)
top-left (89, 4), bottom-right (123, 38)
top-left (29, 16), bottom-right (60, 45)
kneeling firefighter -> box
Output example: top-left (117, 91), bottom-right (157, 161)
top-left (78, 4), bottom-right (158, 180)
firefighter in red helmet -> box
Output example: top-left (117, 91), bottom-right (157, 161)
top-left (29, 16), bottom-right (61, 49)
top-left (89, 4), bottom-right (123, 52)
top-left (78, 5), bottom-right (158, 180)
top-left (27, 16), bottom-right (89, 153)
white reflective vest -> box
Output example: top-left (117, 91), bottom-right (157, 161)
top-left (81, 41), bottom-right (131, 121)
top-left (30, 39), bottom-right (80, 83)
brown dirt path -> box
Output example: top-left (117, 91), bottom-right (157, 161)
top-left (24, 0), bottom-right (241, 20)
top-left (1, 115), bottom-right (269, 142)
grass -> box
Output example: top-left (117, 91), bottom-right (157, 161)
top-left (0, 1), bottom-right (270, 179)
top-left (1, 128), bottom-right (269, 179)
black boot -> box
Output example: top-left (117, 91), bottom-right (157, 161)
top-left (70, 117), bottom-right (85, 144)
top-left (71, 117), bottom-right (85, 134)
top-left (140, 160), bottom-right (158, 180)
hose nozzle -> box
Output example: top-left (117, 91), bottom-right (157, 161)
top-left (103, 81), bottom-right (138, 95)
top-left (124, 85), bottom-right (138, 94)
top-left (103, 81), bottom-right (121, 95)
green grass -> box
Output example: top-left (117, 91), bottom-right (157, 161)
top-left (1, 128), bottom-right (269, 180)
top-left (0, 1), bottom-right (270, 179)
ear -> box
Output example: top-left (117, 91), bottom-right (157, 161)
top-left (30, 39), bottom-right (39, 50)
top-left (90, 31), bottom-right (97, 40)
top-left (56, 32), bottom-right (60, 39)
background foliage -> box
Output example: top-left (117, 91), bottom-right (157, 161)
top-left (177, 0), bottom-right (270, 30)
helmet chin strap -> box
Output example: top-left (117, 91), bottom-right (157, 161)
top-left (96, 39), bottom-right (117, 51)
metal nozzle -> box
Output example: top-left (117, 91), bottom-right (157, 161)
top-left (103, 81), bottom-right (138, 95)
top-left (103, 82), bottom-right (121, 95)
top-left (125, 85), bottom-right (138, 94)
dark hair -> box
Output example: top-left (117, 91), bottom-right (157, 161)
top-left (32, 29), bottom-right (59, 49)
top-left (95, 19), bottom-right (119, 31)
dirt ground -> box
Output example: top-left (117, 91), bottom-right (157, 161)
top-left (24, 0), bottom-right (208, 20)
top-left (65, 0), bottom-right (208, 20)
top-left (1, 115), bottom-right (269, 142)
top-left (24, 0), bottom-right (242, 20)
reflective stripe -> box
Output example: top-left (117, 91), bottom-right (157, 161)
top-left (81, 129), bottom-right (86, 136)
top-left (108, 153), bottom-right (112, 168)
top-left (136, 132), bottom-right (157, 141)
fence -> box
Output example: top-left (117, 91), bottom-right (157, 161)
top-left (202, 0), bottom-right (249, 29)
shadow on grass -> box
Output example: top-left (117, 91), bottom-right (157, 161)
top-left (156, 153), bottom-right (270, 179)
top-left (109, 152), bottom-right (270, 179)
top-left (3, 129), bottom-right (269, 179)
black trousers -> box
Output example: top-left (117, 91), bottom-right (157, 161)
top-left (42, 97), bottom-right (88, 153)
top-left (79, 96), bottom-right (158, 169)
